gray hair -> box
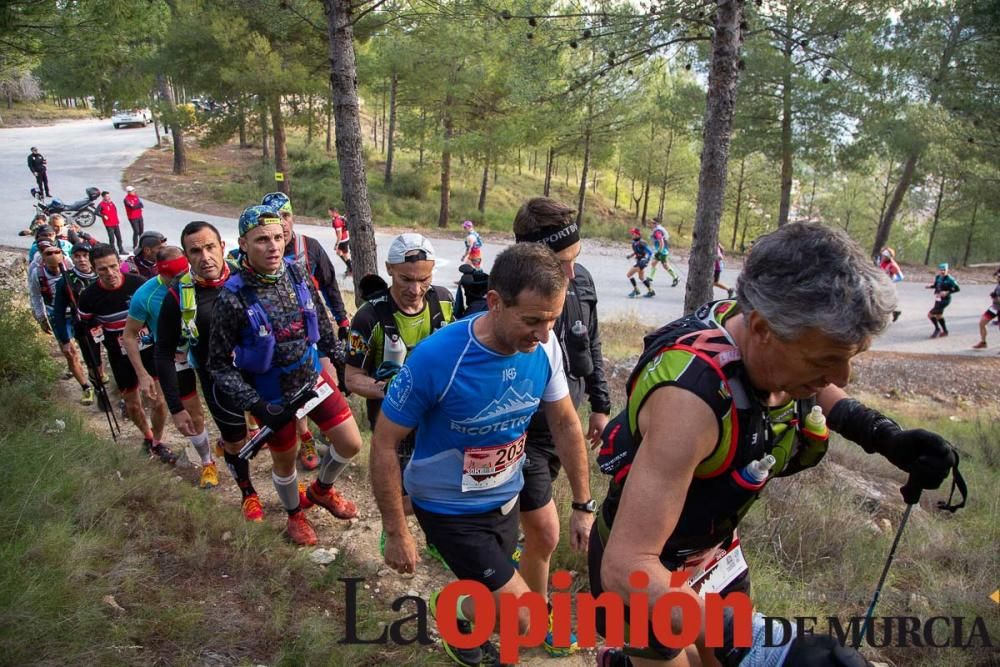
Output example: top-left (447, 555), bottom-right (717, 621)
top-left (736, 223), bottom-right (897, 345)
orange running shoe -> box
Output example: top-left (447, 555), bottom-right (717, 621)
top-left (286, 511), bottom-right (318, 546)
top-left (305, 483), bottom-right (358, 520)
top-left (298, 434), bottom-right (320, 470)
top-left (241, 493), bottom-right (264, 522)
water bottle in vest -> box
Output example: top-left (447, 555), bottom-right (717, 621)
top-left (739, 454), bottom-right (776, 485)
top-left (802, 405), bottom-right (829, 442)
top-left (383, 332), bottom-right (406, 366)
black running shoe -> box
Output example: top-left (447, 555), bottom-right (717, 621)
top-left (149, 442), bottom-right (178, 465)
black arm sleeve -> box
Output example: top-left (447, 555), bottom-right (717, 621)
top-left (155, 291), bottom-right (186, 414)
top-left (308, 238), bottom-right (347, 324)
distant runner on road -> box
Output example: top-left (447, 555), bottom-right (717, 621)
top-left (626, 227), bottom-right (654, 298)
top-left (648, 216), bottom-right (680, 288)
top-left (973, 268), bottom-right (1000, 350)
top-left (926, 262), bottom-right (960, 338)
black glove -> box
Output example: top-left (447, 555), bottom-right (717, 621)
top-left (713, 607), bottom-right (750, 667)
top-left (828, 399), bottom-right (957, 504)
top-left (338, 325), bottom-right (350, 342)
top-left (250, 400), bottom-right (297, 431)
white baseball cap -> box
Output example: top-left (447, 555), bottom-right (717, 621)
top-left (387, 233), bottom-right (436, 264)
top-left (125, 186), bottom-right (135, 192)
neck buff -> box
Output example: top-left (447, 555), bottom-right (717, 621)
top-left (240, 255), bottom-right (285, 285)
top-left (156, 255), bottom-right (190, 280)
top-left (191, 262), bottom-right (231, 288)
top-left (72, 267), bottom-right (96, 281)
top-left (514, 221), bottom-right (580, 253)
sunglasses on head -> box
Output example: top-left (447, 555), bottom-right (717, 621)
top-left (44, 250), bottom-right (62, 257)
top-left (401, 250), bottom-right (429, 263)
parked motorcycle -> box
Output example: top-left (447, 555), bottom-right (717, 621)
top-left (32, 186), bottom-right (101, 228)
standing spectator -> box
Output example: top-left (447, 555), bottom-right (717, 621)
top-left (123, 186), bottom-right (145, 249)
top-left (879, 247), bottom-right (904, 322)
top-left (97, 191), bottom-right (125, 255)
top-left (713, 241), bottom-right (734, 298)
top-left (27, 147), bottom-right (51, 198)
top-left (329, 208), bottom-right (353, 277)
top-left (926, 262), bottom-right (960, 338)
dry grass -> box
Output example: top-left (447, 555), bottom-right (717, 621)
top-left (0, 101), bottom-right (96, 127)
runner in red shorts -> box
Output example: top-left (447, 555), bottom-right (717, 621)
top-left (208, 205), bottom-right (363, 545)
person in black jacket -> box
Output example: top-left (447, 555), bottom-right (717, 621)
top-left (510, 196), bottom-right (612, 656)
top-left (28, 147), bottom-right (51, 198)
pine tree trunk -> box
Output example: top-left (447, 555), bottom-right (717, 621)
top-left (438, 99), bottom-right (453, 228)
top-left (156, 74), bottom-right (186, 175)
top-left (543, 147), bottom-right (554, 196)
top-left (418, 109), bottom-right (426, 166)
top-left (380, 79), bottom-right (387, 154)
top-left (384, 72), bottom-right (398, 188)
top-left (324, 0), bottom-right (377, 293)
top-left (872, 15), bottom-right (962, 258)
top-left (685, 0), bottom-right (744, 314)
top-left (873, 154), bottom-right (917, 260)
top-left (270, 96), bottom-right (290, 195)
top-left (657, 131), bottom-right (675, 221)
top-left (614, 151), bottom-right (622, 210)
top-left (260, 103), bottom-right (270, 161)
top-left (923, 177), bottom-right (947, 265)
top-left (478, 156), bottom-right (489, 213)
top-left (962, 200), bottom-right (978, 266)
top-left (730, 156), bottom-right (745, 250)
top-left (326, 85), bottom-right (333, 153)
top-left (804, 171), bottom-right (818, 221)
top-left (238, 98), bottom-right (248, 148)
top-left (776, 4), bottom-right (794, 227)
top-left (576, 129), bottom-right (591, 226)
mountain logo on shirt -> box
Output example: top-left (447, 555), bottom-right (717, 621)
top-left (454, 382), bottom-right (539, 425)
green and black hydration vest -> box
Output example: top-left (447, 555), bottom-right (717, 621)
top-left (596, 300), bottom-right (829, 566)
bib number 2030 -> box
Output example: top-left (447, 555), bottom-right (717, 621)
top-left (462, 435), bottom-right (526, 492)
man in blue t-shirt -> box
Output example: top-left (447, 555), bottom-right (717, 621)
top-left (373, 243), bottom-right (595, 667)
top-left (122, 244), bottom-right (211, 480)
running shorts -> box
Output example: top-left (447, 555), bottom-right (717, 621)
top-left (268, 369), bottom-right (352, 453)
top-left (413, 498), bottom-right (520, 591)
top-left (519, 433), bottom-right (562, 512)
top-left (196, 367), bottom-right (248, 444)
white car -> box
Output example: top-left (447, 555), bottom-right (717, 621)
top-left (112, 107), bottom-right (152, 128)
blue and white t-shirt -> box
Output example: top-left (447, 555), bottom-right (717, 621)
top-left (381, 313), bottom-right (569, 515)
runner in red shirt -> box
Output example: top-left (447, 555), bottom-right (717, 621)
top-left (97, 191), bottom-right (125, 255)
top-left (329, 207), bottom-right (353, 277)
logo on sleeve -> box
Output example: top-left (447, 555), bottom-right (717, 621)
top-left (386, 365), bottom-right (413, 411)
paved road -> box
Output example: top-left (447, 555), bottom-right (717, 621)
top-left (2, 118), bottom-right (993, 356)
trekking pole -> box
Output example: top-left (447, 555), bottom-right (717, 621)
top-left (238, 384), bottom-right (317, 460)
top-left (855, 457), bottom-right (967, 650)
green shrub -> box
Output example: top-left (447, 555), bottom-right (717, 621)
top-left (388, 167), bottom-right (434, 200)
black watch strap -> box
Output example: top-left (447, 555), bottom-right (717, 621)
top-left (571, 499), bottom-right (598, 513)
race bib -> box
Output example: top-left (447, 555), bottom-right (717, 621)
top-left (685, 534), bottom-right (749, 597)
top-left (461, 435), bottom-right (526, 492)
top-left (296, 374), bottom-right (334, 419)
top-left (90, 326), bottom-right (104, 344)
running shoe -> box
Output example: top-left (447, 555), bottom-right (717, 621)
top-left (305, 482), bottom-right (358, 519)
top-left (430, 590), bottom-right (488, 667)
top-left (543, 611), bottom-right (579, 657)
top-left (892, 310), bottom-right (901, 322)
top-left (298, 435), bottom-right (320, 470)
top-left (141, 437), bottom-right (154, 456)
top-left (425, 542), bottom-right (449, 568)
top-left (644, 290), bottom-right (655, 298)
top-left (80, 386), bottom-right (95, 406)
top-left (627, 289), bottom-right (640, 298)
top-left (930, 330), bottom-right (940, 338)
top-left (938, 331), bottom-right (949, 338)
top-left (973, 341), bottom-right (987, 349)
top-left (150, 442), bottom-right (178, 465)
top-left (671, 277), bottom-right (679, 287)
top-left (119, 399), bottom-right (127, 420)
top-left (286, 511), bottom-right (318, 546)
top-left (199, 462), bottom-right (219, 489)
top-left (242, 493), bottom-right (264, 522)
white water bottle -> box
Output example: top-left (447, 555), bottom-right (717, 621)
top-left (383, 333), bottom-right (406, 365)
top-left (739, 454), bottom-right (776, 485)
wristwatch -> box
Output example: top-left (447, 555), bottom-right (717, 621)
top-left (571, 499), bottom-right (598, 514)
